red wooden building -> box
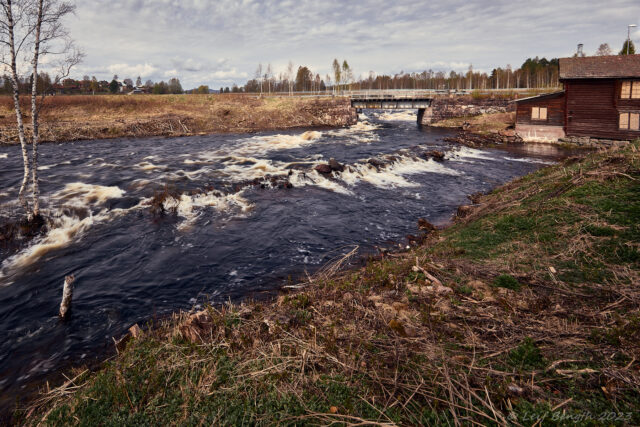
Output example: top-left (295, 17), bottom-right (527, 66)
top-left (515, 55), bottom-right (640, 142)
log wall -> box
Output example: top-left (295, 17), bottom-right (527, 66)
top-left (565, 79), bottom-right (640, 140)
top-left (515, 94), bottom-right (565, 127)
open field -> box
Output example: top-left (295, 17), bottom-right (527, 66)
top-left (17, 141), bottom-right (640, 425)
top-left (0, 95), bottom-right (356, 144)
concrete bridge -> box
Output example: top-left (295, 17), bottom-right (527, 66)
top-left (350, 91), bottom-right (437, 123)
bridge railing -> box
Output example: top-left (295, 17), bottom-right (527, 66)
top-left (348, 90), bottom-right (442, 99)
top-left (345, 88), bottom-right (549, 99)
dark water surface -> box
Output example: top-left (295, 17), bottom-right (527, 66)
top-left (0, 110), bottom-right (575, 412)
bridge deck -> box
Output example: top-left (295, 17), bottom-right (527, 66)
top-left (351, 97), bottom-right (432, 109)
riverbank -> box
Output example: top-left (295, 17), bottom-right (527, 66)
top-left (18, 141), bottom-right (640, 425)
top-left (0, 95), bottom-right (357, 144)
top-left (432, 111), bottom-right (515, 135)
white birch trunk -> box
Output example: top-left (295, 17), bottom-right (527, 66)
top-left (30, 0), bottom-right (44, 217)
top-left (5, 0), bottom-right (31, 218)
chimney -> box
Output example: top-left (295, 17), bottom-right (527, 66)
top-left (577, 44), bottom-right (584, 57)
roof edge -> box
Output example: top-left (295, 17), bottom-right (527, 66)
top-left (512, 91), bottom-right (565, 103)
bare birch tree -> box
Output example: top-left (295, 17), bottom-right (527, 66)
top-left (286, 61), bottom-right (293, 95)
top-left (254, 63), bottom-right (262, 94)
top-left (0, 0), bottom-right (80, 219)
top-left (265, 63), bottom-right (272, 94)
top-left (28, 0), bottom-right (80, 216)
top-left (332, 59), bottom-right (340, 94)
top-left (1, 0), bottom-right (32, 215)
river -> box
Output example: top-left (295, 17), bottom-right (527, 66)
top-left (0, 110), bottom-right (574, 412)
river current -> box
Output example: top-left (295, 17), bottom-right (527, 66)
top-left (0, 110), bottom-right (573, 411)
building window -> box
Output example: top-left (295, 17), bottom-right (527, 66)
top-left (531, 107), bottom-right (547, 121)
top-left (619, 112), bottom-right (640, 130)
top-left (621, 81), bottom-right (640, 99)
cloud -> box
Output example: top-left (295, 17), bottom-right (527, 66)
top-left (107, 63), bottom-right (157, 78)
top-left (408, 61), bottom-right (472, 72)
top-left (170, 58), bottom-right (205, 72)
top-left (67, 0), bottom-right (640, 88)
top-left (210, 69), bottom-right (249, 80)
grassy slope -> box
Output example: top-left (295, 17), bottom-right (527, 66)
top-left (0, 95), bottom-right (352, 143)
top-left (20, 142), bottom-right (640, 425)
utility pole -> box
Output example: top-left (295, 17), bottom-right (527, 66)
top-left (628, 24), bottom-right (637, 55)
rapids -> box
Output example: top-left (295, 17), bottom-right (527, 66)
top-left (0, 110), bottom-right (576, 411)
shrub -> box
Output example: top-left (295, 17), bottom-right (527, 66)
top-left (508, 337), bottom-right (545, 370)
top-left (492, 274), bottom-right (520, 291)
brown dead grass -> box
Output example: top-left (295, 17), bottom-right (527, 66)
top-left (432, 111), bottom-right (516, 134)
top-left (0, 95), bottom-right (355, 144)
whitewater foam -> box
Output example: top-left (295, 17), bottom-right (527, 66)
top-left (501, 155), bottom-right (555, 165)
top-left (288, 170), bottom-right (353, 195)
top-left (376, 110), bottom-right (417, 122)
top-left (232, 131), bottom-right (322, 156)
top-left (167, 189), bottom-right (254, 230)
top-left (446, 146), bottom-right (497, 162)
top-left (136, 161), bottom-right (165, 171)
top-left (338, 155), bottom-right (460, 189)
top-left (0, 183), bottom-right (131, 284)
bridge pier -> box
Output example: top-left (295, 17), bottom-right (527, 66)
top-left (417, 107), bottom-right (433, 125)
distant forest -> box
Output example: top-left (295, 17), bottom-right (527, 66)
top-left (240, 57), bottom-right (561, 94)
top-left (1, 40), bottom-right (634, 95)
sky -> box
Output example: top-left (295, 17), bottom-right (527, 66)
top-left (63, 0), bottom-right (640, 89)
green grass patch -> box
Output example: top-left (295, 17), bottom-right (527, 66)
top-left (508, 338), bottom-right (545, 370)
top-left (492, 274), bottom-right (521, 291)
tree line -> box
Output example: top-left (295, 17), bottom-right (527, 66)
top-left (237, 39), bottom-right (636, 93)
top-left (237, 57), bottom-right (558, 92)
top-left (0, 73), bottom-right (184, 95)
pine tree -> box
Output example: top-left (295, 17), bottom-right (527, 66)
top-left (620, 40), bottom-right (636, 55)
top-left (109, 79), bottom-right (119, 93)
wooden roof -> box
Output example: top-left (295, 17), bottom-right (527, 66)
top-left (559, 55), bottom-right (640, 79)
top-left (513, 91), bottom-right (565, 103)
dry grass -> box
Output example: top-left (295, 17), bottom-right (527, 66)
top-left (432, 112), bottom-right (516, 135)
top-left (0, 95), bottom-right (355, 144)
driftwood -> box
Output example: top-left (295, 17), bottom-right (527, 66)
top-left (59, 275), bottom-right (75, 318)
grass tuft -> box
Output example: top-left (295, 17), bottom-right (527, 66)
top-left (492, 274), bottom-right (521, 290)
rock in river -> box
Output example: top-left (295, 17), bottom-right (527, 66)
top-left (328, 158), bottom-right (344, 172)
top-left (314, 164), bottom-right (333, 174)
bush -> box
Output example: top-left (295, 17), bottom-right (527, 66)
top-left (492, 274), bottom-right (520, 290)
top-left (508, 337), bottom-right (545, 370)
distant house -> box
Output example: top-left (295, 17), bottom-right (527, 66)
top-left (128, 87), bottom-right (144, 95)
top-left (515, 55), bottom-right (640, 142)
